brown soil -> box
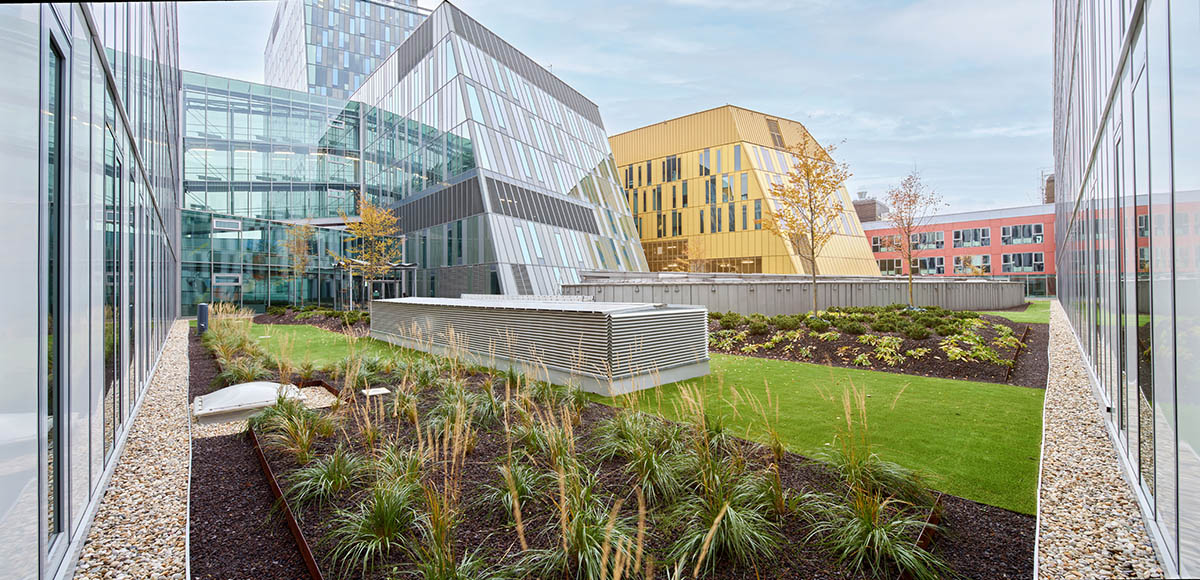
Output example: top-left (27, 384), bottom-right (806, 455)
top-left (254, 372), bottom-right (1034, 579)
top-left (188, 329), bottom-right (311, 580)
top-left (712, 315), bottom-right (1050, 389)
top-left (254, 309), bottom-right (370, 336)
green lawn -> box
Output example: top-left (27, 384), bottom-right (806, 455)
top-left (607, 354), bottom-right (1044, 514)
top-left (236, 322), bottom-right (1044, 514)
top-left (248, 323), bottom-right (413, 366)
top-left (979, 300), bottom-right (1051, 324)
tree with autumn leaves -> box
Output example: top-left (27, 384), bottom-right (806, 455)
top-left (330, 193), bottom-right (404, 309)
top-left (882, 171), bottom-right (944, 306)
top-left (765, 141), bottom-right (852, 314)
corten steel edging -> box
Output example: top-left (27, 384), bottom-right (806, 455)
top-left (1004, 324), bottom-right (1033, 383)
top-left (898, 492), bottom-right (945, 580)
top-left (296, 378), bottom-right (341, 397)
top-left (248, 426), bottom-right (326, 580)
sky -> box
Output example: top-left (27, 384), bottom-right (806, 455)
top-left (179, 0), bottom-right (1053, 213)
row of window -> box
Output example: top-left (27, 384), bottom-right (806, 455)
top-left (876, 252), bottom-right (1044, 275)
top-left (635, 200), bottom-right (766, 238)
top-left (869, 222), bottom-right (1048, 252)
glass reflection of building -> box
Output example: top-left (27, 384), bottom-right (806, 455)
top-left (1054, 0), bottom-right (1199, 574)
top-left (264, 0), bottom-right (428, 99)
top-left (351, 3), bottom-right (647, 297)
top-left (0, 3), bottom-right (181, 579)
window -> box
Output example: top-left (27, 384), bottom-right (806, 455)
top-left (664, 155), bottom-right (679, 181)
top-left (645, 160), bottom-right (652, 184)
top-left (952, 227), bottom-right (990, 248)
top-left (716, 148), bottom-right (722, 173)
top-left (1136, 214), bottom-right (1149, 237)
top-left (869, 234), bottom-right (901, 253)
top-left (740, 173), bottom-right (748, 199)
top-left (754, 200), bottom-right (762, 230)
top-left (1000, 223), bottom-right (1044, 245)
top-left (766, 118), bottom-right (785, 147)
top-left (672, 185), bottom-right (677, 208)
top-left (911, 256), bottom-right (945, 275)
top-left (733, 144), bottom-right (742, 172)
top-left (742, 204), bottom-right (748, 230)
top-left (514, 225), bottom-right (532, 262)
top-left (877, 258), bottom-right (903, 276)
top-left (700, 148), bottom-right (710, 176)
top-left (681, 181), bottom-right (688, 207)
top-left (728, 203), bottom-right (735, 231)
top-left (43, 38), bottom-right (65, 539)
top-left (1001, 252), bottom-right (1044, 273)
top-left (721, 176), bottom-right (732, 202)
top-left (953, 255), bottom-right (991, 274)
top-left (715, 206), bottom-right (722, 232)
top-left (910, 231), bottom-right (944, 250)
top-left (700, 209), bottom-right (705, 233)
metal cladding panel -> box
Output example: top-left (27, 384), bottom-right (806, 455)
top-left (610, 309), bottom-right (709, 376)
top-left (371, 299), bottom-right (708, 381)
top-left (564, 276), bottom-right (1025, 315)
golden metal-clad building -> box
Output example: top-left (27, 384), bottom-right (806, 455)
top-left (609, 105), bottom-right (880, 276)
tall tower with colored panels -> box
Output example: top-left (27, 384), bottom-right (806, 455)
top-left (610, 106), bottom-right (880, 276)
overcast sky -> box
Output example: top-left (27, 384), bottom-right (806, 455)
top-left (180, 0), bottom-right (1053, 213)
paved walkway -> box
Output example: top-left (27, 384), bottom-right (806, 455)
top-left (1037, 301), bottom-right (1162, 579)
top-left (75, 320), bottom-right (190, 580)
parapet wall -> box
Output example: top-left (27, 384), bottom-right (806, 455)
top-left (562, 272), bottom-right (1025, 316)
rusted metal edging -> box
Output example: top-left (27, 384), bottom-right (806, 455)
top-left (898, 492), bottom-right (945, 580)
top-left (1004, 324), bottom-right (1033, 383)
top-left (248, 427), bottom-right (325, 580)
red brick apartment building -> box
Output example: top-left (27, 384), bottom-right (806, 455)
top-left (860, 204), bottom-right (1056, 296)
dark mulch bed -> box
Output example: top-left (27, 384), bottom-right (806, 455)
top-left (253, 310), bottom-right (369, 336)
top-left (252, 371), bottom-right (1034, 579)
top-left (711, 315), bottom-right (1050, 389)
top-left (188, 329), bottom-right (311, 580)
top-left (984, 302), bottom-right (1033, 313)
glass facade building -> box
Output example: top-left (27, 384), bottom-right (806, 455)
top-left (0, 3), bottom-right (181, 579)
top-left (350, 3), bottom-right (647, 297)
top-left (1054, 0), bottom-right (1199, 574)
top-left (183, 70), bottom-right (361, 221)
top-left (264, 0), bottom-right (427, 99)
top-left (609, 106), bottom-right (880, 276)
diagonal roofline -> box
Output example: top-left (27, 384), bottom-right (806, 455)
top-left (608, 104), bottom-right (814, 139)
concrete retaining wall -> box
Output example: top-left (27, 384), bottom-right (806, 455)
top-left (562, 272), bottom-right (1024, 315)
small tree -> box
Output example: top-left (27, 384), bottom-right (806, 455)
top-left (281, 221), bottom-right (315, 306)
top-left (765, 141), bottom-right (852, 314)
top-left (331, 194), bottom-right (404, 309)
top-left (882, 171), bottom-right (944, 306)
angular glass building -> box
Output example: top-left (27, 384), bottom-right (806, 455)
top-left (610, 106), bottom-right (880, 275)
top-left (264, 0), bottom-right (428, 99)
top-left (0, 3), bottom-right (181, 578)
top-left (183, 70), bottom-right (361, 221)
top-left (350, 2), bottom-right (647, 296)
top-left (1054, 0), bottom-right (1198, 574)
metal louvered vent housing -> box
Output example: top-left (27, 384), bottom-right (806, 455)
top-left (370, 297), bottom-right (710, 396)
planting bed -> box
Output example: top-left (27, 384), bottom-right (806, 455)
top-left (708, 305), bottom-right (1049, 389)
top-left (190, 307), bottom-right (1034, 580)
top-left (255, 305), bottom-right (371, 336)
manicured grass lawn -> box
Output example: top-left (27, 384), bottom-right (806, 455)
top-left (609, 353), bottom-right (1044, 514)
top-left (248, 323), bottom-right (413, 366)
top-left (980, 300), bottom-right (1051, 324)
top-left (239, 322), bottom-right (1044, 514)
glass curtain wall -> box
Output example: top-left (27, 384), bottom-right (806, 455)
top-left (183, 71), bottom-right (361, 221)
top-left (0, 3), bottom-right (180, 578)
top-left (1054, 0), bottom-right (1198, 573)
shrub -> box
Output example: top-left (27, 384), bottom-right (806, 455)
top-left (934, 322), bottom-right (959, 337)
top-left (870, 319), bottom-right (898, 333)
top-left (326, 482), bottom-right (422, 577)
top-left (627, 439), bottom-right (685, 506)
top-left (266, 305), bottom-right (288, 316)
top-left (286, 445), bottom-right (368, 506)
top-left (835, 319), bottom-right (867, 335)
top-left (804, 316), bottom-right (831, 333)
top-left (213, 356), bottom-right (273, 387)
top-left (709, 311), bottom-right (724, 322)
top-left (819, 435), bottom-right (934, 508)
top-left (374, 444), bottom-right (425, 487)
top-left (773, 315), bottom-right (802, 331)
top-left (900, 323), bottom-right (930, 340)
top-left (720, 312), bottom-right (746, 329)
top-left (747, 320), bottom-right (769, 335)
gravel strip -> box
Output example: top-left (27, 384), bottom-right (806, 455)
top-left (75, 320), bottom-right (191, 580)
top-left (1037, 301), bottom-right (1163, 579)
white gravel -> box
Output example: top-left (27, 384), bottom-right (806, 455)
top-left (74, 320), bottom-right (191, 580)
top-left (1037, 301), bottom-right (1163, 579)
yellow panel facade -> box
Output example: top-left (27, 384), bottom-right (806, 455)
top-left (610, 105), bottom-right (881, 276)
